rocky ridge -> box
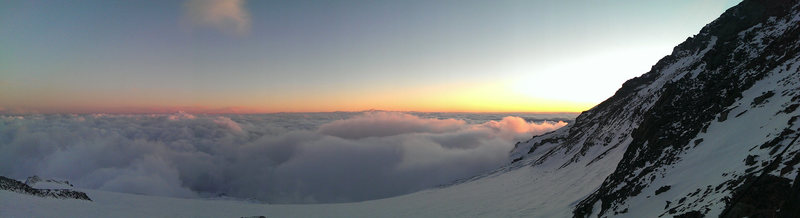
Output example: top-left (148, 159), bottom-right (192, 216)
top-left (0, 176), bottom-right (91, 201)
top-left (506, 0), bottom-right (800, 217)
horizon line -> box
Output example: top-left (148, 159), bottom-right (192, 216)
top-left (0, 109), bottom-right (585, 116)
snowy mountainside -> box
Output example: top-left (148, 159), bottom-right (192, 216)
top-left (508, 0), bottom-right (800, 217)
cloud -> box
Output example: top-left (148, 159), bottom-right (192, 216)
top-left (183, 0), bottom-right (250, 35)
top-left (167, 110), bottom-right (196, 120)
top-left (318, 112), bottom-right (466, 139)
top-left (0, 112), bottom-right (566, 203)
top-left (88, 156), bottom-right (197, 198)
top-left (213, 116), bottom-right (243, 132)
top-left (478, 116), bottom-right (568, 141)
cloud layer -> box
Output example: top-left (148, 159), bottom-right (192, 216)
top-left (184, 0), bottom-right (250, 35)
top-left (0, 112), bottom-right (566, 203)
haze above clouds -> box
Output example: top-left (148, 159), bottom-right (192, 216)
top-left (0, 112), bottom-right (568, 203)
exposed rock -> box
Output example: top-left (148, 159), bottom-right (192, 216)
top-left (655, 185), bottom-right (671, 195)
top-left (1, 176), bottom-right (91, 201)
top-left (751, 91), bottom-right (775, 106)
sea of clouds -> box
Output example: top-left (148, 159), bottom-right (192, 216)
top-left (0, 112), bottom-right (571, 203)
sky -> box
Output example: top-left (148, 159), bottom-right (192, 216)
top-left (0, 0), bottom-right (742, 114)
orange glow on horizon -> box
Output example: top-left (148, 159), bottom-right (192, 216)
top-left (0, 78), bottom-right (598, 114)
top-left (0, 81), bottom-right (598, 114)
top-left (0, 104), bottom-right (592, 114)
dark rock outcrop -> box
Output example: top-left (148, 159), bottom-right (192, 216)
top-left (0, 176), bottom-right (91, 201)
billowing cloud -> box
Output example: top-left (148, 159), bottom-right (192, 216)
top-left (318, 112), bottom-right (466, 139)
top-left (213, 116), bottom-right (243, 132)
top-left (0, 112), bottom-right (567, 203)
top-left (183, 0), bottom-right (250, 35)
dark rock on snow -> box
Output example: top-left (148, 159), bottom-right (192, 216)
top-left (0, 176), bottom-right (91, 201)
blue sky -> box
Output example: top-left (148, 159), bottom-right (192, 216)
top-left (0, 0), bottom-right (741, 113)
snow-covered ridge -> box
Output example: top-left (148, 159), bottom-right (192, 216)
top-left (25, 175), bottom-right (76, 190)
top-left (0, 176), bottom-right (91, 201)
top-left (504, 0), bottom-right (800, 217)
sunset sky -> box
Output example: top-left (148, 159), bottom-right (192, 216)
top-left (0, 0), bottom-right (741, 114)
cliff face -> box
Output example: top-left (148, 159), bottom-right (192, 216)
top-left (508, 0), bottom-right (800, 217)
